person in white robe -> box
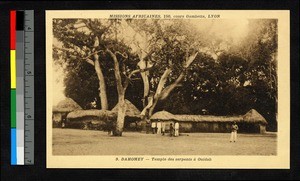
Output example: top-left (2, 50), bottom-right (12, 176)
top-left (174, 122), bottom-right (179, 137)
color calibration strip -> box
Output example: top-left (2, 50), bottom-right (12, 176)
top-left (10, 10), bottom-right (34, 165)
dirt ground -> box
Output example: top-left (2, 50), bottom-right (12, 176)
top-left (52, 128), bottom-right (277, 155)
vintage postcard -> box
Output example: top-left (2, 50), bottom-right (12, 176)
top-left (46, 10), bottom-right (290, 168)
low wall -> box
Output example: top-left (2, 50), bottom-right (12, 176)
top-left (54, 114), bottom-right (266, 134)
top-left (147, 121), bottom-right (266, 134)
top-left (65, 116), bottom-right (142, 131)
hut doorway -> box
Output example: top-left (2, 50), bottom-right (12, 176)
top-left (61, 114), bottom-right (67, 128)
top-left (238, 122), bottom-right (260, 133)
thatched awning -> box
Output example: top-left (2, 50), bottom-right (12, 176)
top-left (150, 111), bottom-right (177, 121)
top-left (151, 109), bottom-right (267, 124)
top-left (53, 98), bottom-right (82, 113)
top-left (67, 109), bottom-right (117, 120)
top-left (243, 109), bottom-right (268, 125)
top-left (150, 111), bottom-right (242, 122)
top-left (174, 115), bottom-right (243, 123)
top-left (112, 99), bottom-right (141, 118)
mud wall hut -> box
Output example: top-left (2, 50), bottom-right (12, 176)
top-left (150, 109), bottom-right (268, 134)
top-left (111, 99), bottom-right (142, 131)
top-left (148, 111), bottom-right (177, 132)
top-left (52, 98), bottom-right (82, 128)
top-left (242, 109), bottom-right (268, 134)
top-left (67, 110), bottom-right (117, 130)
top-left (173, 114), bottom-right (243, 133)
top-left (66, 99), bottom-right (142, 131)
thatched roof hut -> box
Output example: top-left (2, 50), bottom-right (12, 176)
top-left (148, 109), bottom-right (268, 134)
top-left (112, 99), bottom-right (141, 118)
top-left (150, 111), bottom-right (177, 121)
top-left (243, 109), bottom-right (268, 125)
top-left (150, 110), bottom-right (242, 123)
top-left (53, 98), bottom-right (82, 113)
top-left (151, 109), bottom-right (266, 124)
top-left (66, 110), bottom-right (117, 130)
top-left (67, 109), bottom-right (117, 120)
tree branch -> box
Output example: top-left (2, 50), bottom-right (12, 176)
top-left (160, 52), bottom-right (199, 100)
top-left (53, 45), bottom-right (95, 66)
top-left (184, 52), bottom-right (199, 68)
top-left (115, 51), bottom-right (128, 59)
top-left (160, 74), bottom-right (185, 100)
top-left (73, 25), bottom-right (87, 29)
top-left (83, 50), bottom-right (105, 60)
top-left (85, 58), bottom-right (95, 66)
top-left (155, 68), bottom-right (172, 96)
top-left (123, 63), bottom-right (157, 90)
top-left (128, 62), bottom-right (156, 79)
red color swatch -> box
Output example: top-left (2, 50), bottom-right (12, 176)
top-left (10, 11), bottom-right (16, 50)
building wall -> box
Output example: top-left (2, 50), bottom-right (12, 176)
top-left (52, 113), bottom-right (62, 128)
top-left (259, 124), bottom-right (266, 134)
top-left (53, 112), bottom-right (68, 128)
top-left (147, 120), bottom-right (266, 134)
top-left (237, 122), bottom-right (261, 133)
top-left (190, 122), bottom-right (265, 133)
top-left (66, 116), bottom-right (106, 130)
top-left (60, 115), bottom-right (267, 134)
top-left (188, 122), bottom-right (232, 133)
top-left (65, 116), bottom-right (140, 131)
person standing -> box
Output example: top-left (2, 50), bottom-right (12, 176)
top-left (169, 123), bottom-right (174, 137)
top-left (107, 119), bottom-right (115, 136)
top-left (156, 120), bottom-right (162, 134)
top-left (230, 122), bottom-right (239, 142)
top-left (145, 118), bottom-right (151, 134)
top-left (161, 121), bottom-right (166, 135)
top-left (174, 121), bottom-right (179, 137)
top-left (61, 115), bottom-right (66, 128)
top-left (151, 121), bottom-right (156, 134)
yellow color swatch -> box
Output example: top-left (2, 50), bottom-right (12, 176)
top-left (10, 50), bottom-right (16, 89)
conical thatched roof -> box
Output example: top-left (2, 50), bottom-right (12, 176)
top-left (53, 98), bottom-right (82, 113)
top-left (67, 109), bottom-right (117, 120)
top-left (243, 109), bottom-right (268, 125)
top-left (150, 111), bottom-right (176, 121)
top-left (112, 99), bottom-right (141, 118)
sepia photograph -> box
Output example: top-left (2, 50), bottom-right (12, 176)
top-left (46, 10), bottom-right (290, 168)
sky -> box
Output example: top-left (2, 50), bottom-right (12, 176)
top-left (191, 19), bottom-right (249, 44)
top-left (52, 61), bottom-right (66, 106)
top-left (52, 38), bottom-right (66, 106)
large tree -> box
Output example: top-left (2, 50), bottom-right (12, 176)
top-left (135, 20), bottom-right (204, 117)
top-left (53, 19), bottom-right (112, 110)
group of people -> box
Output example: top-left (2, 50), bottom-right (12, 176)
top-left (145, 120), bottom-right (239, 141)
top-left (146, 120), bottom-right (180, 137)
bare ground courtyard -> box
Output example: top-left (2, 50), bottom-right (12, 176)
top-left (52, 128), bottom-right (277, 155)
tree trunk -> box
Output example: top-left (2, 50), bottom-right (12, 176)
top-left (160, 74), bottom-right (184, 100)
top-left (113, 94), bottom-right (126, 136)
top-left (140, 68), bottom-right (171, 115)
top-left (141, 72), bottom-right (149, 107)
top-left (94, 55), bottom-right (108, 110)
top-left (148, 97), bottom-right (158, 117)
top-left (138, 59), bottom-right (150, 107)
top-left (140, 52), bottom-right (199, 115)
top-left (107, 49), bottom-right (126, 136)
